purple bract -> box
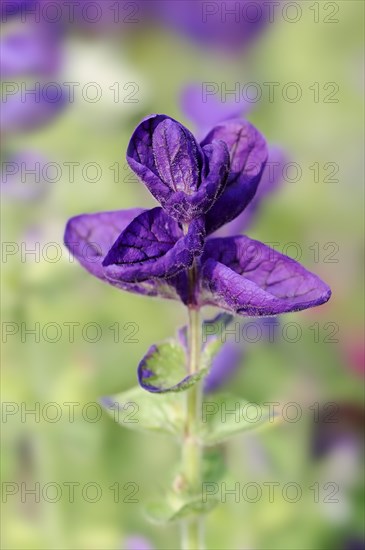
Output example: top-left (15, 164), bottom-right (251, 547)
top-left (64, 114), bottom-right (331, 316)
top-left (127, 114), bottom-right (230, 223)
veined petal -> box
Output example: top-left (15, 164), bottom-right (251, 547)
top-left (201, 236), bottom-right (331, 316)
top-left (102, 207), bottom-right (205, 282)
top-left (64, 209), bottom-right (142, 279)
top-left (201, 119), bottom-right (268, 233)
top-left (198, 140), bottom-right (230, 207)
top-left (127, 114), bottom-right (172, 200)
top-left (127, 114), bottom-right (205, 221)
top-left (215, 145), bottom-right (287, 236)
top-left (163, 139), bottom-right (230, 220)
top-left (152, 117), bottom-right (201, 193)
top-left (64, 209), bottom-right (178, 299)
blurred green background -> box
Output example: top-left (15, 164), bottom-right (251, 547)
top-left (1, 1), bottom-right (364, 549)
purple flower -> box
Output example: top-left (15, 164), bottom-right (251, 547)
top-left (1, 87), bottom-right (68, 134)
top-left (1, 0), bottom-right (67, 136)
top-left (1, 151), bottom-right (50, 201)
top-left (215, 145), bottom-right (287, 236)
top-left (0, 21), bottom-right (63, 77)
top-left (126, 114), bottom-right (230, 223)
top-left (181, 83), bottom-right (287, 236)
top-left (156, 0), bottom-right (280, 53)
top-left (123, 535), bottom-right (154, 550)
top-left (200, 118), bottom-right (268, 234)
top-left (201, 235), bottom-right (330, 315)
top-left (65, 114), bottom-right (331, 316)
top-left (102, 207), bottom-right (205, 282)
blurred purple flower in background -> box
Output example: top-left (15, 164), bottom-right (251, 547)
top-left (181, 83), bottom-right (252, 140)
top-left (122, 535), bottom-right (154, 550)
top-left (1, 0), bottom-right (67, 201)
top-left (156, 0), bottom-right (281, 53)
top-left (312, 403), bottom-right (364, 460)
top-left (203, 340), bottom-right (243, 393)
top-left (1, 3), bottom-right (67, 133)
top-left (0, 21), bottom-right (63, 77)
top-left (202, 316), bottom-right (279, 393)
top-left (344, 538), bottom-right (365, 550)
top-left (1, 88), bottom-right (68, 134)
top-left (1, 151), bottom-right (49, 201)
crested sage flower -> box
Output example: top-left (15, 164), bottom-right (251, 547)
top-left (65, 114), bottom-right (330, 315)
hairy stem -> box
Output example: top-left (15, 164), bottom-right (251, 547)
top-left (181, 267), bottom-right (205, 549)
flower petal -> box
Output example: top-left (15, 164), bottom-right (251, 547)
top-left (102, 207), bottom-right (205, 282)
top-left (64, 209), bottom-right (178, 299)
top-left (215, 145), bottom-right (287, 236)
top-left (127, 114), bottom-right (205, 221)
top-left (201, 119), bottom-right (268, 233)
top-left (201, 236), bottom-right (331, 316)
top-left (163, 139), bottom-right (230, 220)
top-left (152, 117), bottom-right (201, 193)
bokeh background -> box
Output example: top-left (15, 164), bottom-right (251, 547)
top-left (1, 1), bottom-right (364, 549)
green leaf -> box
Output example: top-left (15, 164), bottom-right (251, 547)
top-left (199, 393), bottom-right (279, 446)
top-left (101, 386), bottom-right (184, 437)
top-left (145, 493), bottom-right (218, 524)
top-left (138, 314), bottom-right (236, 394)
top-left (138, 339), bottom-right (207, 393)
top-left (202, 447), bottom-right (227, 484)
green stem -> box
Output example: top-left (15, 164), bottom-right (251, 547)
top-left (181, 304), bottom-right (205, 550)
